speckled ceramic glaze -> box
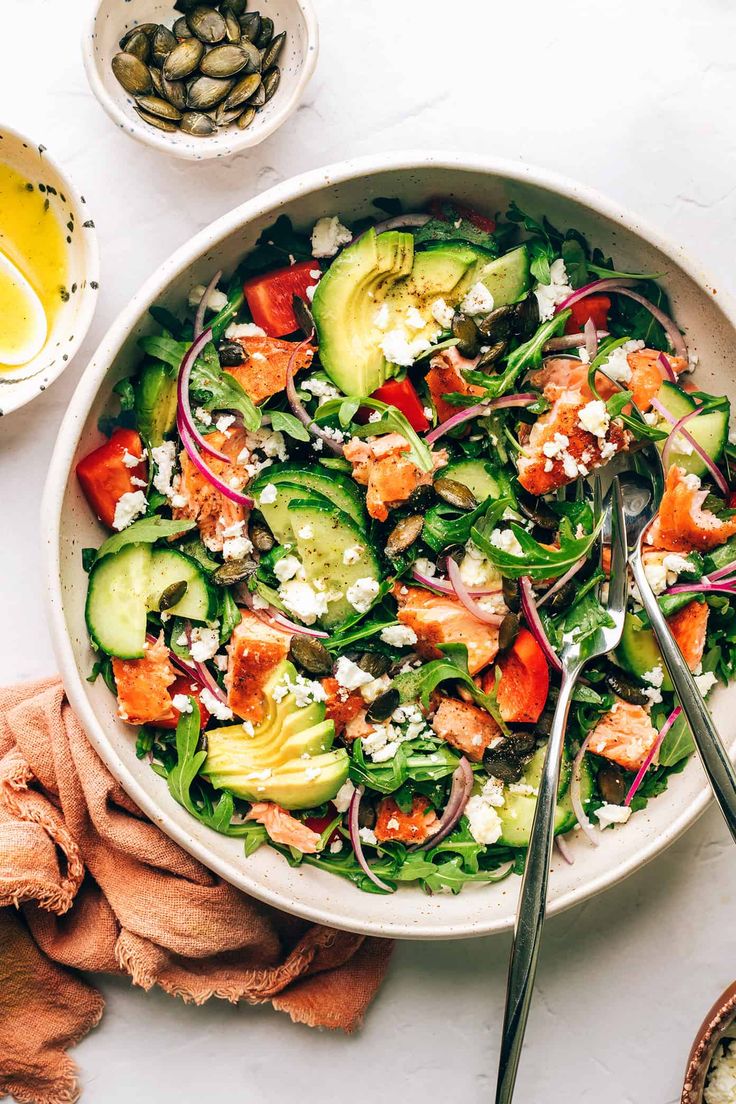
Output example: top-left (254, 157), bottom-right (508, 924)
top-left (83, 0), bottom-right (318, 161)
top-left (683, 983), bottom-right (736, 1103)
top-left (42, 153), bottom-right (736, 938)
top-left (0, 125), bottom-right (99, 416)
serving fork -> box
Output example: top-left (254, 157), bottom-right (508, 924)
top-left (495, 476), bottom-right (628, 1104)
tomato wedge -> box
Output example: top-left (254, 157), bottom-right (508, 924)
top-left (154, 675), bottom-right (211, 731)
top-left (564, 295), bottom-right (611, 335)
top-left (243, 260), bottom-right (319, 338)
top-left (427, 197), bottom-right (496, 234)
top-left (303, 805), bottom-right (341, 844)
top-left (370, 377), bottom-right (430, 432)
top-left (76, 427), bottom-right (147, 529)
top-left (481, 628), bottom-right (550, 723)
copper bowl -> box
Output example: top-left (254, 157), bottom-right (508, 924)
top-left (683, 982), bottom-right (736, 1103)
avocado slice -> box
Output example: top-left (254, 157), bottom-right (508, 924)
top-left (203, 661), bottom-right (349, 810)
top-left (615, 612), bottom-right (674, 692)
top-left (134, 360), bottom-right (178, 446)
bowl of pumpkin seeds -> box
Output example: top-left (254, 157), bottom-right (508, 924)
top-left (83, 0), bottom-right (318, 159)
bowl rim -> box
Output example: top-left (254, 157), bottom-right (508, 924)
top-left (81, 0), bottom-right (320, 161)
top-left (42, 150), bottom-right (736, 938)
top-left (0, 122), bottom-right (100, 416)
top-left (682, 982), bottom-right (736, 1103)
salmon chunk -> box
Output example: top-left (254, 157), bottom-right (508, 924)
top-left (431, 696), bottom-right (501, 762)
top-left (588, 700), bottom-right (660, 772)
top-left (530, 349), bottom-right (684, 412)
top-left (374, 795), bottom-right (438, 845)
top-left (225, 610), bottom-right (292, 725)
top-left (668, 600), bottom-right (709, 671)
top-left (245, 802), bottom-right (321, 853)
top-left (426, 347), bottom-right (486, 423)
top-left (322, 677), bottom-right (366, 738)
top-left (648, 465), bottom-right (736, 552)
top-left (343, 433), bottom-right (448, 522)
top-left (171, 427), bottom-right (250, 552)
top-left (517, 388), bottom-right (630, 496)
top-left (226, 336), bottom-right (314, 405)
top-left (112, 633), bottom-right (176, 726)
top-left (394, 585), bottom-right (500, 675)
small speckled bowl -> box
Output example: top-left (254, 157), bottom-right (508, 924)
top-left (83, 0), bottom-right (318, 161)
top-left (0, 125), bottom-right (99, 417)
top-left (682, 983), bottom-right (736, 1103)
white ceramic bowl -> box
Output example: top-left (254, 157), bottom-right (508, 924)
top-left (0, 125), bottom-right (99, 417)
top-left (83, 0), bottom-right (318, 161)
top-left (42, 152), bottom-right (736, 939)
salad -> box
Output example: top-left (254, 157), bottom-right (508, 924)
top-left (78, 196), bottom-right (736, 895)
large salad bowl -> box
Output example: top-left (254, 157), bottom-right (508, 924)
top-left (43, 152), bottom-right (736, 938)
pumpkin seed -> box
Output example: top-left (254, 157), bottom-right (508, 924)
top-left (163, 37), bottom-right (205, 79)
top-left (262, 66), bottom-right (280, 101)
top-left (173, 16), bottom-right (194, 39)
top-left (451, 312), bottom-right (481, 358)
top-left (120, 24), bottom-right (157, 50)
top-left (598, 764), bottom-right (626, 804)
top-left (124, 30), bottom-right (151, 62)
top-left (261, 31), bottom-right (285, 70)
top-left (502, 576), bottom-right (520, 612)
top-left (238, 38), bottom-right (263, 72)
top-left (224, 71), bottom-right (261, 109)
top-left (223, 8), bottom-right (242, 43)
top-left (158, 580), bottom-right (188, 611)
top-left (513, 294), bottom-right (540, 340)
top-left (215, 102), bottom-right (246, 126)
top-left (187, 5), bottom-right (227, 43)
top-left (239, 11), bottom-right (262, 41)
top-left (135, 94), bottom-right (183, 121)
top-left (134, 106), bottom-right (179, 132)
top-left (478, 304), bottom-right (515, 342)
top-left (366, 688), bottom-right (400, 723)
top-left (516, 490), bottom-right (558, 531)
top-left (498, 612), bottom-right (520, 652)
top-left (180, 110), bottom-right (217, 135)
top-left (187, 74), bottom-right (234, 109)
top-left (249, 520), bottom-right (274, 550)
top-left (237, 105), bottom-right (257, 129)
top-left (112, 52), bottom-right (153, 95)
top-left (255, 15), bottom-right (274, 47)
top-left (161, 75), bottom-right (187, 111)
top-left (604, 670), bottom-right (650, 706)
top-left (433, 477), bottom-right (478, 510)
top-left (200, 43), bottom-right (250, 77)
top-left (149, 66), bottom-right (166, 96)
top-left (357, 653), bottom-right (391, 678)
top-left (219, 339), bottom-right (246, 367)
top-left (226, 0), bottom-right (248, 15)
top-left (289, 635), bottom-right (333, 676)
top-left (476, 341), bottom-right (506, 370)
top-left (151, 24), bottom-right (177, 66)
top-left (248, 80), bottom-right (266, 107)
top-left (213, 557), bottom-right (257, 584)
top-left (385, 514), bottom-right (423, 559)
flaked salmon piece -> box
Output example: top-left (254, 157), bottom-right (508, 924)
top-left (425, 347), bottom-right (486, 423)
top-left (245, 802), bottom-right (321, 853)
top-left (342, 709), bottom-right (375, 744)
top-left (171, 427), bottom-right (250, 552)
top-left (517, 388), bottom-right (630, 496)
top-left (530, 349), bottom-right (684, 412)
top-left (374, 794), bottom-right (438, 845)
top-left (226, 336), bottom-right (314, 405)
top-left (647, 465), bottom-right (736, 552)
top-left (394, 585), bottom-right (499, 675)
top-left (112, 633), bottom-right (177, 726)
top-left (431, 696), bottom-right (501, 762)
top-left (626, 349), bottom-right (685, 411)
top-left (588, 699), bottom-right (660, 772)
top-left (321, 677), bottom-right (366, 739)
top-left (668, 600), bottom-right (709, 671)
top-left (225, 610), bottom-right (291, 725)
top-left (343, 434), bottom-right (448, 522)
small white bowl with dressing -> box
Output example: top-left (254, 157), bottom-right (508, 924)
top-left (0, 125), bottom-right (99, 416)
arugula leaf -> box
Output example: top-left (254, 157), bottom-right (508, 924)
top-left (412, 202), bottom-right (499, 253)
top-left (561, 586), bottom-right (613, 646)
top-left (243, 823), bottom-right (268, 856)
top-left (149, 305), bottom-right (186, 338)
top-left (483, 312), bottom-right (570, 397)
top-left (608, 278), bottom-right (674, 349)
top-left (87, 655), bottom-right (116, 693)
top-left (82, 548), bottom-right (97, 573)
top-left (316, 396), bottom-right (433, 473)
top-left (349, 738), bottom-right (461, 795)
top-left (658, 711), bottom-right (695, 767)
top-left (167, 700), bottom-right (207, 818)
top-left (373, 196), bottom-right (403, 217)
top-left (325, 618), bottom-right (400, 652)
top-left (139, 335), bottom-right (189, 369)
top-left (422, 496), bottom-right (493, 555)
top-left (237, 215), bottom-right (312, 279)
top-left (391, 643), bottom-right (506, 730)
top-left (561, 238), bottom-right (589, 289)
top-left (588, 263), bottom-right (661, 281)
top-left (189, 347), bottom-right (261, 430)
top-left (473, 516), bottom-right (601, 580)
top-left (94, 516), bottom-right (195, 563)
top-left (269, 409), bottom-right (311, 442)
top-left (219, 589), bottom-right (242, 645)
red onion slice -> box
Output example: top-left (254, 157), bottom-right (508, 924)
top-left (446, 557), bottom-right (504, 626)
top-left (571, 733), bottom-right (599, 846)
top-left (519, 576), bottom-right (563, 673)
top-left (557, 277), bottom-right (639, 313)
top-left (194, 269), bottom-right (223, 340)
top-left (583, 317), bottom-right (598, 361)
top-left (178, 418), bottom-right (254, 508)
top-left (555, 835), bottom-right (575, 865)
top-left (667, 582), bottom-right (736, 596)
top-left (412, 757), bottom-right (474, 851)
top-left (425, 393), bottom-right (537, 446)
top-left (655, 399), bottom-right (729, 495)
top-left (348, 785), bottom-right (394, 892)
top-left (543, 331), bottom-right (609, 353)
top-left (555, 279), bottom-right (687, 360)
top-left (657, 351), bottom-right (677, 383)
top-left (708, 560), bottom-right (736, 581)
top-left (350, 213), bottom-right (431, 247)
top-left (176, 326), bottom-right (231, 464)
top-left (284, 335), bottom-right (344, 457)
top-left (411, 567), bottom-right (502, 596)
top-left (240, 589), bottom-right (329, 638)
top-left (537, 557), bottom-right (586, 609)
top-left (146, 632), bottom-right (198, 679)
top-left (625, 706), bottom-right (683, 806)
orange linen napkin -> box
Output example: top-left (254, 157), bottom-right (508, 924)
top-left (0, 679), bottom-right (393, 1104)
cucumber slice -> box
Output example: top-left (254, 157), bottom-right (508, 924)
top-left (496, 746), bottom-right (594, 847)
top-left (85, 544), bottom-right (152, 659)
top-left (254, 481), bottom-right (334, 546)
top-left (442, 458), bottom-right (501, 502)
top-left (251, 464), bottom-right (366, 528)
top-left (287, 499), bottom-right (381, 629)
top-left (147, 548), bottom-right (218, 621)
top-left (477, 246), bottom-right (531, 306)
top-left (615, 611), bottom-right (673, 693)
top-left (654, 381), bottom-right (730, 477)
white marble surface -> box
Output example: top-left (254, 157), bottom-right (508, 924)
top-left (2, 0), bottom-right (736, 1099)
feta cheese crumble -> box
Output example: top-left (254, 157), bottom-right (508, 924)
top-left (171, 694), bottom-right (193, 714)
top-left (112, 490), bottom-right (147, 531)
top-left (225, 322), bottom-right (266, 339)
top-left (342, 545), bottom-right (363, 566)
top-left (695, 671), bottom-right (718, 697)
top-left (334, 656), bottom-right (374, 691)
top-left (333, 779), bottom-right (356, 813)
top-left (534, 258), bottom-right (573, 322)
top-left (490, 528), bottom-right (523, 557)
top-left (199, 687), bottom-right (233, 721)
top-left (380, 624), bottom-right (418, 648)
top-left (188, 284), bottom-right (227, 312)
top-left (151, 441), bottom-right (176, 497)
top-left (189, 626), bottom-right (220, 663)
top-left (465, 781), bottom-right (504, 845)
top-left (405, 306), bottom-right (426, 331)
top-left (598, 339), bottom-right (644, 384)
top-left (311, 216), bottom-right (352, 258)
top-left (278, 580), bottom-right (329, 625)
top-left (379, 328), bottom-right (416, 367)
top-left (430, 297), bottom-right (455, 328)
top-left (577, 399), bottom-right (610, 439)
top-left (345, 576), bottom-right (380, 614)
top-left (273, 555), bottom-right (302, 583)
top-left (258, 483), bottom-right (278, 506)
top-left (595, 803), bottom-right (632, 829)
top-left (460, 281), bottom-right (495, 317)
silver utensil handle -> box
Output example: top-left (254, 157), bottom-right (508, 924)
top-left (495, 665), bottom-right (581, 1104)
top-left (631, 546), bottom-right (736, 842)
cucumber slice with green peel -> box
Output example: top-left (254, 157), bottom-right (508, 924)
top-left (476, 246), bottom-right (531, 306)
top-left (496, 746), bottom-right (594, 847)
top-left (251, 464), bottom-right (366, 528)
top-left (653, 381), bottom-right (730, 478)
top-left (85, 544), bottom-right (152, 659)
top-left (254, 481), bottom-right (335, 546)
top-left (286, 499), bottom-right (381, 630)
top-left (615, 611), bottom-right (673, 693)
top-left (441, 458), bottom-right (502, 502)
top-left (146, 548), bottom-right (218, 622)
